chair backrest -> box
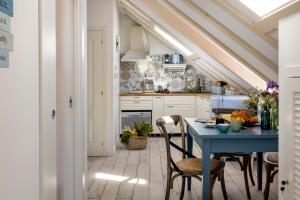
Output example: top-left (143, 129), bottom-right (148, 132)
top-left (156, 115), bottom-right (186, 170)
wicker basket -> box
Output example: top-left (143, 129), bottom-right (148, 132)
top-left (127, 136), bottom-right (148, 150)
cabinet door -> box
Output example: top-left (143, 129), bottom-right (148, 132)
top-left (163, 104), bottom-right (195, 133)
top-left (196, 97), bottom-right (210, 119)
top-left (152, 96), bottom-right (164, 133)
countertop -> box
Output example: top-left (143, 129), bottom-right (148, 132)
top-left (119, 92), bottom-right (212, 98)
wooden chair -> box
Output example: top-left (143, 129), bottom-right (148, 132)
top-left (263, 152), bottom-right (278, 200)
top-left (156, 115), bottom-right (228, 200)
top-left (212, 108), bottom-right (255, 200)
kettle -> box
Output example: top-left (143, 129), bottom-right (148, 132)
top-left (171, 53), bottom-right (183, 64)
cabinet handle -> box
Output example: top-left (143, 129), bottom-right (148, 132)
top-left (155, 97), bottom-right (162, 99)
top-left (133, 101), bottom-right (140, 104)
top-left (167, 106), bottom-right (174, 108)
top-left (133, 96), bottom-right (140, 99)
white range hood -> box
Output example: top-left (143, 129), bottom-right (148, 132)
top-left (121, 26), bottom-right (150, 61)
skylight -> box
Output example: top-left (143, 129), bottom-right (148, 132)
top-left (154, 25), bottom-right (193, 57)
top-left (239, 0), bottom-right (295, 17)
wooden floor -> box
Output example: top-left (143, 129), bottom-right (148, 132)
top-left (88, 137), bottom-right (278, 200)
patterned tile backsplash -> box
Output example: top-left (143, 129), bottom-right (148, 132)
top-left (120, 61), bottom-right (213, 93)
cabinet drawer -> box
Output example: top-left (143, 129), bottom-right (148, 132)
top-left (164, 104), bottom-right (195, 117)
top-left (120, 100), bottom-right (152, 110)
top-left (196, 96), bottom-right (210, 105)
top-left (120, 96), bottom-right (153, 101)
top-left (164, 96), bottom-right (195, 105)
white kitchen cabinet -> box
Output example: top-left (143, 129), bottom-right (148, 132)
top-left (120, 96), bottom-right (152, 101)
top-left (120, 94), bottom-right (211, 134)
top-left (163, 104), bottom-right (196, 133)
top-left (164, 96), bottom-right (195, 105)
top-left (196, 96), bottom-right (210, 119)
top-left (120, 96), bottom-right (152, 110)
top-left (152, 96), bottom-right (164, 133)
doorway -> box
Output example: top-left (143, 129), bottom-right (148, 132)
top-left (87, 29), bottom-right (104, 156)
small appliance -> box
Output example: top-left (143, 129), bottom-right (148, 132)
top-left (171, 53), bottom-right (183, 64)
top-left (143, 79), bottom-right (154, 92)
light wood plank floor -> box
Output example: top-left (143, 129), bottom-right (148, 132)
top-left (88, 137), bottom-right (278, 200)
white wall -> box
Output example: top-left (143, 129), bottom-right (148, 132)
top-left (0, 1), bottom-right (39, 200)
top-left (87, 0), bottom-right (120, 154)
top-left (113, 0), bottom-right (121, 146)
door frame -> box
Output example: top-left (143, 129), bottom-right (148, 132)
top-left (73, 0), bottom-right (88, 199)
top-left (73, 1), bottom-right (109, 199)
top-left (87, 27), bottom-right (107, 157)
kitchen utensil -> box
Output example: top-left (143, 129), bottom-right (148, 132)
top-left (217, 124), bottom-right (230, 133)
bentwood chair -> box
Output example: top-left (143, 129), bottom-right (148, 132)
top-left (212, 108), bottom-right (255, 200)
top-left (156, 115), bottom-right (228, 200)
top-left (263, 153), bottom-right (278, 200)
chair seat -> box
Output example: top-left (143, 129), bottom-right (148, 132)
top-left (176, 158), bottom-right (220, 173)
top-left (264, 152), bottom-right (278, 165)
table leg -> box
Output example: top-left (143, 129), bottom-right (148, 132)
top-left (202, 141), bottom-right (211, 200)
top-left (257, 152), bottom-right (263, 190)
top-left (187, 127), bottom-right (193, 191)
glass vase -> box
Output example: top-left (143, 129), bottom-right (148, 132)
top-left (261, 106), bottom-right (271, 130)
top-left (270, 106), bottom-right (278, 131)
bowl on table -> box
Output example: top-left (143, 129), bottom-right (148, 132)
top-left (216, 124), bottom-right (230, 133)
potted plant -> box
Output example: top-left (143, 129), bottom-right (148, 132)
top-left (121, 121), bottom-right (153, 150)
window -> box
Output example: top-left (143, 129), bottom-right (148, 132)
top-left (239, 0), bottom-right (296, 17)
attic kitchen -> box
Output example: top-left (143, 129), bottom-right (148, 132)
top-left (119, 22), bottom-right (248, 135)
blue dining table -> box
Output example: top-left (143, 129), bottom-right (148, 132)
top-left (185, 118), bottom-right (278, 200)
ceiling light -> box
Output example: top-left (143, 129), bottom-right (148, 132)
top-left (154, 25), bottom-right (193, 57)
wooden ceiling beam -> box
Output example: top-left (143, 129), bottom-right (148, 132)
top-left (213, 0), bottom-right (278, 48)
top-left (170, 0), bottom-right (278, 72)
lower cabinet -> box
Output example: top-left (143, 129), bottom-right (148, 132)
top-left (152, 96), bottom-right (164, 133)
top-left (120, 95), bottom-right (210, 134)
top-left (163, 104), bottom-right (196, 133)
top-left (196, 96), bottom-right (210, 119)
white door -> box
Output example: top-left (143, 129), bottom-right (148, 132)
top-left (279, 76), bottom-right (300, 199)
top-left (39, 0), bottom-right (57, 200)
top-left (279, 12), bottom-right (300, 200)
top-left (56, 0), bottom-right (75, 199)
top-left (88, 30), bottom-right (104, 156)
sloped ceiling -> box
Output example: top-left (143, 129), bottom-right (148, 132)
top-left (117, 0), bottom-right (295, 91)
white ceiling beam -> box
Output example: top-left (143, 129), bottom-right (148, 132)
top-left (191, 0), bottom-right (278, 64)
top-left (166, 0), bottom-right (278, 80)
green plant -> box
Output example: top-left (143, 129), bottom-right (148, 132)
top-left (121, 131), bottom-right (131, 145)
top-left (243, 88), bottom-right (261, 110)
top-left (121, 122), bottom-right (153, 145)
top-left (135, 121), bottom-right (153, 137)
